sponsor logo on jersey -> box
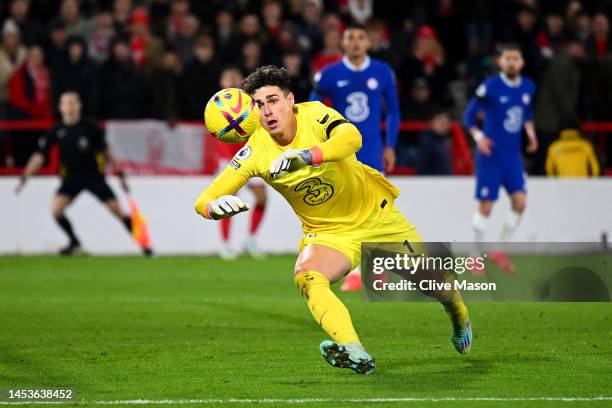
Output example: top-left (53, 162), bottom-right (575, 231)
top-left (294, 178), bottom-right (334, 205)
top-left (317, 114), bottom-right (330, 124)
top-left (229, 159), bottom-right (241, 170)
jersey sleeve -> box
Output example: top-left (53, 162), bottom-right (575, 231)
top-left (36, 127), bottom-right (58, 155)
top-left (309, 69), bottom-right (330, 102)
top-left (523, 80), bottom-right (536, 122)
top-left (463, 80), bottom-right (492, 129)
top-left (308, 103), bottom-right (361, 164)
top-left (381, 65), bottom-right (400, 148)
top-left (194, 144), bottom-right (256, 219)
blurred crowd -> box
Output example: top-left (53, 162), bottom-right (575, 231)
top-left (0, 0), bottom-right (611, 171)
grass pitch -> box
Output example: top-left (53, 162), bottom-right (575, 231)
top-left (0, 255), bottom-right (611, 407)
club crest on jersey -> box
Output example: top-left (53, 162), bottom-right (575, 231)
top-left (367, 78), bottom-right (379, 90)
top-left (522, 93), bottom-right (531, 104)
top-left (234, 146), bottom-right (252, 161)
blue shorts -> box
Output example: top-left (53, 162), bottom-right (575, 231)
top-left (475, 156), bottom-right (526, 201)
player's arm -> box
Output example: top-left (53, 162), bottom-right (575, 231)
top-left (270, 117), bottom-right (362, 178)
top-left (463, 84), bottom-right (494, 156)
top-left (194, 165), bottom-right (250, 220)
top-left (523, 121), bottom-right (538, 153)
top-left (15, 152), bottom-right (45, 193)
top-left (15, 129), bottom-right (55, 193)
top-left (382, 67), bottom-right (400, 173)
top-left (309, 70), bottom-right (329, 102)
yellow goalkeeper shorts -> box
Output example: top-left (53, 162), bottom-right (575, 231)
top-left (298, 203), bottom-right (423, 270)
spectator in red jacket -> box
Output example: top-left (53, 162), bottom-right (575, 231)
top-left (9, 44), bottom-right (52, 120)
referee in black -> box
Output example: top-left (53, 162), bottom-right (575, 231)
top-left (16, 91), bottom-right (152, 256)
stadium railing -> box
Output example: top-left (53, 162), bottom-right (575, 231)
top-left (0, 119), bottom-right (610, 176)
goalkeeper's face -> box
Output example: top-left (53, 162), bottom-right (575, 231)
top-left (253, 85), bottom-right (296, 137)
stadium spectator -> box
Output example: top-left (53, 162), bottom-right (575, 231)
top-left (51, 35), bottom-right (97, 117)
top-left (546, 128), bottom-right (600, 177)
top-left (534, 39), bottom-right (586, 159)
top-left (165, 0), bottom-right (191, 41)
top-left (366, 19), bottom-right (394, 67)
top-left (416, 110), bottom-right (453, 175)
top-left (128, 7), bottom-right (163, 76)
top-left (0, 19), bottom-right (26, 119)
top-left (400, 25), bottom-right (454, 107)
top-left (8, 45), bottom-right (52, 120)
top-left (511, 7), bottom-right (542, 79)
top-left (9, 0), bottom-right (45, 47)
top-left (283, 49), bottom-right (311, 102)
top-left (297, 0), bottom-right (324, 53)
top-left (214, 9), bottom-right (241, 64)
top-left (587, 13), bottom-right (611, 60)
top-left (86, 6), bottom-right (116, 63)
top-left (112, 0), bottom-right (133, 36)
top-left (171, 14), bottom-right (199, 66)
top-left (311, 28), bottom-right (342, 74)
top-left (571, 11), bottom-right (592, 45)
top-left (403, 77), bottom-right (437, 121)
top-left (347, 0), bottom-right (373, 25)
top-left (96, 36), bottom-right (145, 119)
top-left (147, 47), bottom-right (182, 121)
top-left (238, 13), bottom-right (268, 50)
top-left (44, 19), bottom-right (67, 70)
top-left (60, 0), bottom-right (88, 38)
top-left (262, 0), bottom-right (284, 42)
top-left (181, 35), bottom-right (221, 120)
top-left (240, 39), bottom-right (264, 75)
top-left (537, 12), bottom-right (566, 60)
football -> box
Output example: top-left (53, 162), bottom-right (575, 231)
top-left (204, 88), bottom-right (260, 143)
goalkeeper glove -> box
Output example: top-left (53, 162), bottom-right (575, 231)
top-left (270, 149), bottom-right (314, 179)
top-left (206, 195), bottom-right (250, 220)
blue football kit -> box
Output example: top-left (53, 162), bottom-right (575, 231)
top-left (310, 56), bottom-right (400, 172)
top-left (463, 73), bottom-right (536, 201)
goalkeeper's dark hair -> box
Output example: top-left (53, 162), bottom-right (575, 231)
top-left (242, 65), bottom-right (292, 95)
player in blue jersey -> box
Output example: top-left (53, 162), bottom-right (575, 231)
top-left (463, 44), bottom-right (538, 273)
top-left (310, 23), bottom-right (400, 174)
top-left (310, 23), bottom-right (401, 291)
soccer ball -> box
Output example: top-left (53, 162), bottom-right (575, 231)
top-left (204, 88), bottom-right (260, 143)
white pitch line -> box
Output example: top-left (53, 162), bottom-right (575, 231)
top-left (2, 397), bottom-right (612, 405)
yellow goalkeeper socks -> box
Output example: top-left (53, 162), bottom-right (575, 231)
top-left (294, 271), bottom-right (360, 344)
top-left (443, 299), bottom-right (469, 329)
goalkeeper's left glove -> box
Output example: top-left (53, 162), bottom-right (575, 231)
top-left (270, 149), bottom-right (314, 179)
top-left (206, 195), bottom-right (250, 220)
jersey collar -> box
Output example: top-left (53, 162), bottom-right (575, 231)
top-left (343, 55), bottom-right (371, 72)
top-left (500, 73), bottom-right (522, 88)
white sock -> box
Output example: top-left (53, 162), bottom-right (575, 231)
top-left (500, 210), bottom-right (522, 242)
top-left (472, 211), bottom-right (489, 242)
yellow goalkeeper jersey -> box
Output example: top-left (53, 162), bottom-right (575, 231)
top-left (195, 101), bottom-right (400, 233)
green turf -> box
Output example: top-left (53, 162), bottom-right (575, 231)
top-left (0, 256), bottom-right (611, 407)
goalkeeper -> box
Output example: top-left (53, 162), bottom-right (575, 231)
top-left (195, 66), bottom-right (472, 374)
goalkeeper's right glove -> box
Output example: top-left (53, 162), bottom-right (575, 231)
top-left (206, 195), bottom-right (250, 220)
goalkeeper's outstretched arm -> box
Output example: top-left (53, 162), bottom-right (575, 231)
top-left (194, 166), bottom-right (250, 220)
top-left (270, 122), bottom-right (362, 178)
